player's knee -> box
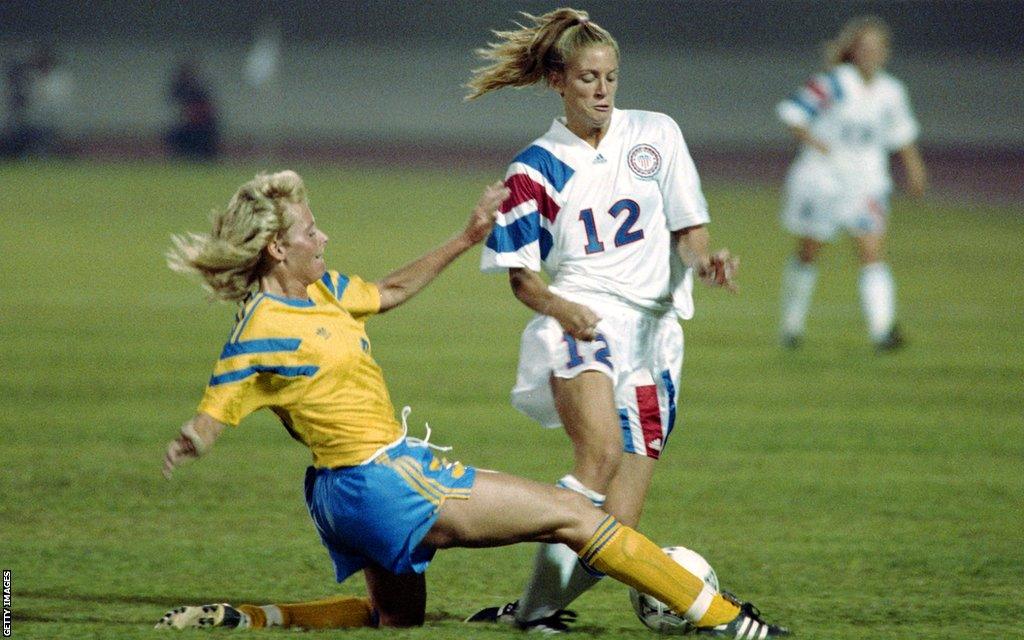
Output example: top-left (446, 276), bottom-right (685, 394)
top-left (578, 439), bottom-right (623, 478)
top-left (550, 489), bottom-right (602, 549)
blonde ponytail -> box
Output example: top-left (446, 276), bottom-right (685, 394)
top-left (466, 7), bottom-right (618, 100)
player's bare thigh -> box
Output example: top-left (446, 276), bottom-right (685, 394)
top-left (423, 470), bottom-right (603, 551)
top-left (551, 370), bottom-right (622, 493)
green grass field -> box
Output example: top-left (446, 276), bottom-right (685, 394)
top-left (2, 160), bottom-right (1021, 639)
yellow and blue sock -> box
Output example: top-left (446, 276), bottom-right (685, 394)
top-left (579, 516), bottom-right (739, 627)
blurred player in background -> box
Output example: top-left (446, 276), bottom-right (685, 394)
top-left (464, 7), bottom-right (739, 632)
top-left (156, 171), bottom-right (786, 637)
top-left (776, 16), bottom-right (928, 351)
top-left (1, 45), bottom-right (74, 158)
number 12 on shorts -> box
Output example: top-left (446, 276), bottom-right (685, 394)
top-left (563, 332), bottom-right (612, 369)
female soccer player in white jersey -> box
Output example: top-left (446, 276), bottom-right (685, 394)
top-left (464, 8), bottom-right (744, 632)
top-left (777, 16), bottom-right (928, 351)
top-left (156, 171), bottom-right (787, 637)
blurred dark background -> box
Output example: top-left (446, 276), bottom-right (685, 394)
top-left (1, 0), bottom-right (1021, 197)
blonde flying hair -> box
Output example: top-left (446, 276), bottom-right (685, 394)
top-left (465, 7), bottom-right (619, 99)
top-left (167, 170), bottom-right (308, 303)
top-left (825, 15), bottom-right (891, 67)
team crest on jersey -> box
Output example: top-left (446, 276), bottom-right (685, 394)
top-left (627, 143), bottom-right (661, 179)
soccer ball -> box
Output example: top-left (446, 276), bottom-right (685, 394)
top-left (628, 546), bottom-right (719, 634)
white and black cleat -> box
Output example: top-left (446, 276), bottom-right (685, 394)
top-left (464, 599), bottom-right (577, 633)
top-left (694, 600), bottom-right (790, 638)
top-left (155, 603), bottom-right (248, 630)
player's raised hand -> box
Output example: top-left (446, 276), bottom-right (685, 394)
top-left (464, 181), bottom-right (510, 244)
top-left (699, 249), bottom-right (739, 293)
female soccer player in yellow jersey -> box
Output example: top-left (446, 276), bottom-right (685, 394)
top-left (156, 170), bottom-right (787, 637)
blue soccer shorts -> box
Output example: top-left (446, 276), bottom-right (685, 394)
top-left (304, 438), bottom-right (476, 582)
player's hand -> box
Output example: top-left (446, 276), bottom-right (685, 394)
top-left (162, 433), bottom-right (198, 480)
top-left (548, 298), bottom-right (602, 341)
top-left (463, 181), bottom-right (510, 245)
top-left (698, 250), bottom-right (739, 293)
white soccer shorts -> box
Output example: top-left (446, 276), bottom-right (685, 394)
top-left (509, 300), bottom-right (683, 460)
top-left (781, 166), bottom-right (890, 242)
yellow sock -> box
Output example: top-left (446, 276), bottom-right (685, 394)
top-left (238, 596), bottom-right (374, 629)
top-left (579, 516), bottom-right (739, 627)
top-left (236, 605), bottom-right (266, 628)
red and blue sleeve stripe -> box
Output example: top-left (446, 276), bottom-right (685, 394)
top-left (788, 70), bottom-right (844, 119)
top-left (512, 144), bottom-right (574, 192)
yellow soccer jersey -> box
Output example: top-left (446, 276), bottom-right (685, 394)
top-left (197, 270), bottom-right (403, 467)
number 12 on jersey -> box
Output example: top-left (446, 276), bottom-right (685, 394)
top-left (579, 199), bottom-right (645, 255)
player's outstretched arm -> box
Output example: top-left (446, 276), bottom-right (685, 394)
top-left (673, 225), bottom-right (739, 293)
top-left (162, 412), bottom-right (227, 479)
top-left (375, 181), bottom-right (508, 313)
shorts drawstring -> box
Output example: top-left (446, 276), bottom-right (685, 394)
top-left (401, 406), bottom-right (453, 453)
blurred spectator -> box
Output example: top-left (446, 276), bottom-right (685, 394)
top-left (165, 60), bottom-right (220, 160)
top-left (1, 45), bottom-right (74, 158)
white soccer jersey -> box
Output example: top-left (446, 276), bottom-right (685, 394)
top-left (777, 63), bottom-right (919, 195)
top-left (480, 108), bottom-right (710, 318)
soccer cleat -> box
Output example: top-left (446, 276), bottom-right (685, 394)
top-left (875, 323), bottom-right (905, 353)
top-left (464, 600), bottom-right (518, 624)
top-left (464, 600), bottom-right (577, 633)
top-left (517, 609), bottom-right (578, 634)
top-left (693, 599), bottom-right (790, 638)
top-left (780, 333), bottom-right (802, 350)
top-left (154, 603), bottom-right (249, 630)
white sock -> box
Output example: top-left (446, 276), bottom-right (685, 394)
top-left (259, 605), bottom-right (283, 627)
top-left (515, 475), bottom-right (605, 624)
top-left (780, 257), bottom-right (818, 337)
top-left (859, 262), bottom-right (896, 342)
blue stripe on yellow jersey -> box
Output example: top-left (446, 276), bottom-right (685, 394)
top-left (219, 338), bottom-right (301, 359)
top-left (230, 294), bottom-right (266, 343)
top-left (198, 270), bottom-right (400, 467)
top-left (209, 363), bottom-right (319, 386)
top-left (319, 271), bottom-right (352, 299)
